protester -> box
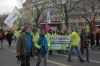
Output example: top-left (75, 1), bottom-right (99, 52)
top-left (90, 31), bottom-right (95, 49)
top-left (68, 29), bottom-right (85, 62)
top-left (34, 27), bottom-right (50, 66)
top-left (95, 31), bottom-right (100, 49)
top-left (80, 29), bottom-right (89, 62)
top-left (47, 30), bottom-right (53, 55)
top-left (16, 25), bottom-right (34, 66)
top-left (13, 29), bottom-right (20, 40)
top-left (0, 29), bottom-right (4, 49)
top-left (6, 30), bottom-right (13, 47)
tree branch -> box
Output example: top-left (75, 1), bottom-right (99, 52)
top-left (81, 15), bottom-right (91, 28)
top-left (68, 0), bottom-right (82, 13)
top-left (35, 0), bottom-right (40, 13)
top-left (39, 11), bottom-right (54, 23)
top-left (65, 0), bottom-right (69, 5)
top-left (53, 2), bottom-right (61, 9)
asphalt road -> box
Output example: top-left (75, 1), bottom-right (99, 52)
top-left (0, 40), bottom-right (100, 66)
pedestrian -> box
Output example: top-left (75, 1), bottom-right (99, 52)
top-left (34, 27), bottom-right (50, 66)
top-left (0, 29), bottom-right (4, 49)
top-left (6, 30), bottom-right (13, 47)
top-left (16, 25), bottom-right (33, 66)
top-left (47, 30), bottom-right (53, 55)
top-left (30, 29), bottom-right (35, 58)
top-left (95, 31), bottom-right (100, 49)
top-left (80, 29), bottom-right (89, 62)
top-left (68, 29), bottom-right (85, 62)
top-left (90, 31), bottom-right (95, 49)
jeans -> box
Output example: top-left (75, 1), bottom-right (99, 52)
top-left (68, 45), bottom-right (83, 61)
top-left (36, 53), bottom-right (47, 66)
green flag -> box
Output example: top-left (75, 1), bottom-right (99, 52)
top-left (84, 22), bottom-right (90, 32)
top-left (30, 9), bottom-right (35, 25)
top-left (59, 11), bottom-right (65, 20)
top-left (16, 15), bottom-right (21, 30)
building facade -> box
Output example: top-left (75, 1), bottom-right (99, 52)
top-left (20, 0), bottom-right (100, 31)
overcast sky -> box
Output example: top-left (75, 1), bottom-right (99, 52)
top-left (0, 0), bottom-right (16, 14)
top-left (0, 0), bottom-right (26, 15)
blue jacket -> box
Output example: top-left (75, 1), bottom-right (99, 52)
top-left (25, 32), bottom-right (32, 53)
top-left (37, 34), bottom-right (48, 54)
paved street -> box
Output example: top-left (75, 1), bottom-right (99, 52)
top-left (0, 40), bottom-right (100, 66)
top-left (0, 0), bottom-right (100, 66)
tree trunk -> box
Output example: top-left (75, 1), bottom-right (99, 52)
top-left (64, 14), bottom-right (69, 30)
top-left (35, 20), bottom-right (38, 29)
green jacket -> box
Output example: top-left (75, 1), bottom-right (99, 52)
top-left (34, 34), bottom-right (50, 49)
top-left (13, 30), bottom-right (20, 39)
top-left (69, 31), bottom-right (80, 46)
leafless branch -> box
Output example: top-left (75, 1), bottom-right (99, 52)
top-left (65, 0), bottom-right (69, 5)
top-left (39, 11), bottom-right (54, 23)
top-left (53, 2), bottom-right (61, 9)
top-left (35, 0), bottom-right (40, 13)
top-left (68, 0), bottom-right (82, 13)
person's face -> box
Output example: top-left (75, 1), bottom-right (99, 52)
top-left (40, 29), bottom-right (45, 35)
top-left (26, 26), bottom-right (31, 32)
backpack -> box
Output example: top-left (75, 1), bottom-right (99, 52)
top-left (0, 32), bottom-right (3, 39)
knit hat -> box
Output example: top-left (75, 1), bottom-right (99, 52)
top-left (24, 24), bottom-right (30, 31)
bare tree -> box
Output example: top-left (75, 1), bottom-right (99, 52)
top-left (52, 0), bottom-right (82, 29)
top-left (32, 0), bottom-right (55, 28)
top-left (77, 0), bottom-right (99, 31)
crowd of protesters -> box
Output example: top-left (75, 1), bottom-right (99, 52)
top-left (0, 25), bottom-right (100, 66)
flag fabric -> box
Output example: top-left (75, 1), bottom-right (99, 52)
top-left (47, 11), bottom-right (51, 24)
top-left (60, 11), bottom-right (65, 20)
top-left (4, 7), bottom-right (20, 28)
top-left (92, 17), bottom-right (96, 32)
top-left (84, 22), bottom-right (90, 32)
top-left (30, 9), bottom-right (35, 25)
top-left (16, 15), bottom-right (21, 30)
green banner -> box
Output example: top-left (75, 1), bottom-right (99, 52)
top-left (49, 35), bottom-right (70, 50)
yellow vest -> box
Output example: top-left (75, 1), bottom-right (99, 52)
top-left (34, 34), bottom-right (50, 49)
top-left (14, 30), bottom-right (20, 39)
top-left (69, 31), bottom-right (80, 46)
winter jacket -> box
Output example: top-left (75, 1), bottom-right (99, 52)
top-left (16, 32), bottom-right (33, 55)
top-left (69, 31), bottom-right (80, 46)
top-left (34, 34), bottom-right (50, 53)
